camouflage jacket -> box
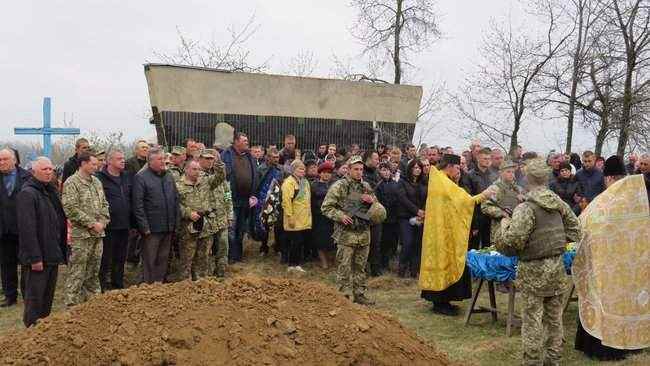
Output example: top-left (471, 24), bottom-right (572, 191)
top-left (481, 178), bottom-right (523, 246)
top-left (321, 177), bottom-right (375, 247)
top-left (167, 165), bottom-right (184, 182)
top-left (497, 187), bottom-right (581, 296)
top-left (207, 175), bottom-right (234, 234)
top-left (176, 162), bottom-right (226, 238)
top-left (62, 172), bottom-right (110, 239)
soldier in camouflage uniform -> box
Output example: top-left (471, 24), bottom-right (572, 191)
top-left (209, 179), bottom-right (233, 277)
top-left (321, 156), bottom-right (377, 305)
top-left (497, 158), bottom-right (582, 366)
top-left (197, 149), bottom-right (233, 277)
top-left (176, 152), bottom-right (225, 280)
top-left (167, 146), bottom-right (187, 182)
top-left (61, 152), bottom-right (110, 306)
top-left (481, 158), bottom-right (523, 246)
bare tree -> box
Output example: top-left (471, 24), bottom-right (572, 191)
top-left (545, 0), bottom-right (605, 153)
top-left (330, 53), bottom-right (389, 83)
top-left (349, 0), bottom-right (441, 84)
top-left (413, 82), bottom-right (448, 147)
top-left (605, 0), bottom-right (650, 155)
top-left (150, 14), bottom-right (269, 72)
top-left (455, 3), bottom-right (573, 155)
top-left (284, 50), bottom-right (319, 77)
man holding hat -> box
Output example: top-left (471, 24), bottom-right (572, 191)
top-left (321, 156), bottom-right (380, 305)
top-left (167, 146), bottom-right (187, 182)
top-left (481, 158), bottom-right (523, 247)
top-left (175, 156), bottom-right (226, 280)
top-left (497, 158), bottom-right (581, 365)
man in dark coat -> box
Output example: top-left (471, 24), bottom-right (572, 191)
top-left (96, 149), bottom-right (132, 290)
top-left (17, 157), bottom-right (68, 327)
top-left (466, 148), bottom-right (498, 249)
top-left (125, 139), bottom-right (149, 176)
top-left (375, 162), bottom-right (400, 274)
top-left (132, 147), bottom-right (179, 283)
top-left (575, 151), bottom-right (605, 202)
top-left (362, 150), bottom-right (382, 276)
top-left (0, 148), bottom-right (31, 307)
top-left (124, 139), bottom-right (150, 265)
top-left (221, 133), bottom-right (260, 263)
top-left (61, 137), bottom-right (90, 183)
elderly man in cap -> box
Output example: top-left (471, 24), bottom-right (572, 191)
top-left (497, 158), bottom-right (581, 366)
top-left (175, 157), bottom-right (226, 280)
top-left (481, 158), bottom-right (523, 247)
top-left (321, 155), bottom-right (380, 305)
top-left (167, 146), bottom-right (187, 182)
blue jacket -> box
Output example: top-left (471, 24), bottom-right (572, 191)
top-left (575, 168), bottom-right (605, 202)
top-left (221, 147), bottom-right (260, 208)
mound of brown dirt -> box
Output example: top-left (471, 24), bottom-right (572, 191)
top-left (0, 276), bottom-right (450, 366)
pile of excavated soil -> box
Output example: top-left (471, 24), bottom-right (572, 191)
top-left (0, 276), bottom-right (450, 366)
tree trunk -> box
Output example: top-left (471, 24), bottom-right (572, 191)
top-left (594, 114), bottom-right (609, 156)
top-left (566, 0), bottom-right (585, 154)
top-left (509, 119), bottom-right (521, 156)
top-left (616, 64), bottom-right (634, 156)
top-left (393, 0), bottom-right (403, 84)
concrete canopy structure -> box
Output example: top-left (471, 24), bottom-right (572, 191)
top-left (144, 64), bottom-right (422, 150)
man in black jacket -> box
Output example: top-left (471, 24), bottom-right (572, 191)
top-left (132, 147), bottom-right (179, 283)
top-left (17, 157), bottom-right (68, 327)
top-left (0, 148), bottom-right (31, 307)
top-left (61, 137), bottom-right (90, 183)
top-left (221, 133), bottom-right (260, 263)
top-left (467, 148), bottom-right (498, 249)
top-left (125, 139), bottom-right (150, 265)
top-left (125, 139), bottom-right (149, 176)
top-left (376, 162), bottom-right (399, 274)
top-left (96, 149), bottom-right (132, 290)
top-left (363, 150), bottom-right (383, 276)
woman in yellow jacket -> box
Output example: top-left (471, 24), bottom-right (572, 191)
top-left (282, 160), bottom-right (312, 272)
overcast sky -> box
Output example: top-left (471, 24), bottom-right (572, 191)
top-left (1, 0), bottom-right (602, 153)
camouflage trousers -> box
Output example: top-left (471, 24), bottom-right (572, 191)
top-left (179, 233), bottom-right (212, 280)
top-left (212, 229), bottom-right (229, 277)
top-left (336, 244), bottom-right (370, 298)
top-left (521, 291), bottom-right (564, 366)
top-left (65, 237), bottom-right (103, 306)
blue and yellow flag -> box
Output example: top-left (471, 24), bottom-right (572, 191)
top-left (419, 167), bottom-right (480, 291)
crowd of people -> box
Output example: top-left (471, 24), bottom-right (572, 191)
top-left (0, 132), bottom-right (649, 363)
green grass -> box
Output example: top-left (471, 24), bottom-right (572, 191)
top-left (1, 240), bottom-right (648, 366)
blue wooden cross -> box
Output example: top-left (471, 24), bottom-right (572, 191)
top-left (14, 97), bottom-right (80, 158)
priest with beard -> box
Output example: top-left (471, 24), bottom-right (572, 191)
top-left (419, 154), bottom-right (495, 316)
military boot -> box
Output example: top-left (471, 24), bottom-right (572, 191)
top-left (353, 294), bottom-right (375, 306)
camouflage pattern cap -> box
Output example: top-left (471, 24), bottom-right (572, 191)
top-left (89, 146), bottom-right (105, 157)
top-left (500, 158), bottom-right (518, 171)
top-left (171, 146), bottom-right (186, 155)
top-left (200, 149), bottom-right (217, 158)
top-left (525, 158), bottom-right (551, 180)
top-left (347, 155), bottom-right (364, 166)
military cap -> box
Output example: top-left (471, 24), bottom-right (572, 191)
top-left (89, 146), bottom-right (105, 157)
top-left (199, 149), bottom-right (217, 158)
top-left (500, 158), bottom-right (517, 171)
top-left (524, 158), bottom-right (551, 180)
top-left (347, 155), bottom-right (364, 166)
top-left (367, 201), bottom-right (387, 224)
top-left (171, 146), bottom-right (186, 155)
